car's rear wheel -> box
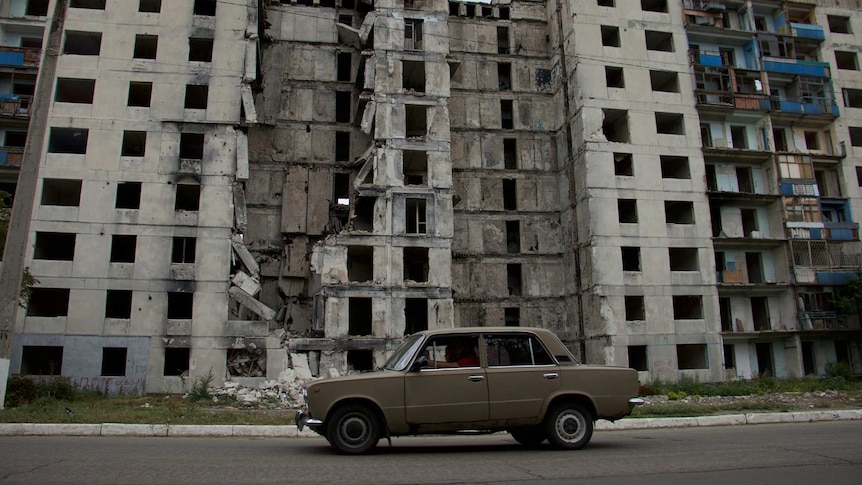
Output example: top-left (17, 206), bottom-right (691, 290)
top-left (545, 402), bottom-right (593, 450)
top-left (326, 404), bottom-right (380, 454)
top-left (509, 428), bottom-right (546, 447)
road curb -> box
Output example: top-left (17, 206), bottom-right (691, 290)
top-left (596, 409), bottom-right (862, 431)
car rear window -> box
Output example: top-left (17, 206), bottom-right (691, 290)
top-left (485, 334), bottom-right (555, 366)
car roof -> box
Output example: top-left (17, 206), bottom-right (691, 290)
top-left (415, 327), bottom-right (557, 338)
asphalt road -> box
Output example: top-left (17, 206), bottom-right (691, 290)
top-left (1, 422), bottom-right (860, 484)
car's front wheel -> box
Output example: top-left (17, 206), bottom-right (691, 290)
top-left (509, 427), bottom-right (546, 447)
top-left (545, 402), bottom-right (593, 450)
top-left (326, 404), bottom-right (381, 454)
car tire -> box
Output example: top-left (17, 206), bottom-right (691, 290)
top-left (509, 428), bottom-right (546, 447)
top-left (326, 404), bottom-right (381, 454)
top-left (545, 402), bottom-right (594, 450)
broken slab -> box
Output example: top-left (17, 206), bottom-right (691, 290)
top-left (231, 270), bottom-right (261, 297)
top-left (231, 236), bottom-right (260, 277)
top-left (290, 352), bottom-right (313, 381)
top-left (229, 286), bottom-right (276, 321)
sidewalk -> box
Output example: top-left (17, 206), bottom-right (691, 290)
top-left (1, 409), bottom-right (860, 438)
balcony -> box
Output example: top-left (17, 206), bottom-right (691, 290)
top-left (762, 58), bottom-right (830, 78)
top-left (798, 311), bottom-right (860, 331)
top-left (768, 96), bottom-right (839, 123)
top-left (0, 146), bottom-right (24, 167)
top-left (778, 22), bottom-right (825, 41)
top-left (0, 94), bottom-right (31, 118)
top-left (0, 46), bottom-right (41, 68)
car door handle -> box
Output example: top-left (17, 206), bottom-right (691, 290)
top-left (467, 375), bottom-right (485, 382)
top-left (543, 373), bottom-right (559, 379)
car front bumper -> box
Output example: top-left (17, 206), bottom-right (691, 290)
top-left (295, 410), bottom-right (323, 432)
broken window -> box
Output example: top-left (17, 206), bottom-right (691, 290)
top-left (167, 292), bottom-right (193, 319)
top-left (645, 30), bottom-right (674, 52)
top-left (498, 62), bottom-right (512, 91)
top-left (773, 128), bottom-right (788, 151)
top-left (4, 131), bottom-right (26, 147)
top-left (501, 100), bottom-right (514, 129)
top-left (660, 156), bottom-right (689, 179)
top-left (121, 131), bottom-right (146, 157)
top-left (105, 290), bottom-right (133, 319)
top-left (677, 344), bottom-right (708, 369)
top-left (506, 220), bottom-right (520, 253)
top-left (34, 232), bottom-right (76, 260)
top-left (507, 263), bottom-right (522, 296)
top-left (601, 25), bottom-right (620, 47)
top-left (804, 131), bottom-right (820, 151)
top-left (404, 247), bottom-right (429, 282)
top-left (163, 348), bottom-right (190, 376)
top-left (602, 109), bottom-right (629, 143)
top-left (405, 198), bottom-right (427, 234)
top-left (335, 91), bottom-right (351, 123)
top-left (175, 183), bottom-right (201, 211)
top-left (338, 13), bottom-right (352, 25)
top-left (405, 105), bottom-right (428, 137)
top-left (649, 70), bottom-right (678, 92)
top-left (70, 0), bottom-right (106, 9)
top-left (618, 198), bottom-right (637, 223)
top-left (628, 346), bottom-right (648, 371)
top-left (171, 237), bottom-right (196, 264)
top-left (503, 139), bottom-right (517, 169)
top-left (353, 196), bottom-right (375, 230)
top-left (27, 288), bottom-right (70, 317)
top-left (101, 347), bottom-right (127, 377)
top-left (403, 60), bottom-right (426, 93)
top-left (55, 78), bottom-right (95, 103)
top-left (640, 0), bottom-right (667, 12)
top-left (21, 346), bottom-right (63, 375)
top-left (179, 133), bottom-right (204, 160)
top-left (499, 6), bottom-right (510, 19)
top-left (719, 297), bottom-right (732, 331)
top-left (851, 127), bottom-right (862, 147)
top-left (41, 179), bottom-right (82, 206)
top-left (673, 295), bottom-right (703, 319)
top-left (333, 173), bottom-right (350, 206)
top-left (184, 84), bottom-right (208, 110)
top-left (347, 246), bottom-right (373, 282)
top-left (139, 0), bottom-right (161, 13)
top-left (405, 298), bottom-right (428, 334)
top-left (828, 15), bottom-right (852, 34)
top-left (700, 123), bottom-right (713, 147)
top-left (655, 112), bottom-right (684, 135)
top-left (110, 235), bottom-right (137, 263)
top-left (188, 37), bottom-right (214, 62)
top-left (347, 350), bottom-right (374, 371)
top-left (497, 26), bottom-right (510, 54)
top-left (505, 307), bottom-right (520, 327)
top-left (621, 247), bottom-right (640, 271)
top-left (724, 344), bottom-right (736, 369)
top-left (193, 0), bottom-right (216, 16)
top-left (835, 51), bottom-right (858, 70)
top-left (665, 201), bottom-right (695, 224)
top-left (614, 152), bottom-right (633, 176)
top-left (625, 296), bottom-right (645, 321)
top-left (116, 182), bottom-right (142, 209)
top-left (133, 35), bottom-right (157, 60)
top-left (337, 52), bottom-right (352, 82)
top-left (25, 0), bottom-right (49, 15)
top-left (48, 127), bottom-right (88, 154)
top-left (503, 179), bottom-right (517, 210)
top-left (128, 81), bottom-right (153, 107)
top-left (843, 88), bottom-right (862, 108)
top-left (605, 66), bottom-right (624, 88)
top-left (64, 31), bottom-right (102, 56)
top-left (335, 131), bottom-right (350, 161)
top-left (752, 297), bottom-right (770, 331)
top-left (597, 0), bottom-right (614, 6)
top-left (348, 297), bottom-right (372, 335)
top-left (669, 248), bottom-right (698, 271)
top-left (404, 19), bottom-right (423, 50)
top-left (730, 125), bottom-right (747, 148)
top-left (403, 150), bottom-right (427, 185)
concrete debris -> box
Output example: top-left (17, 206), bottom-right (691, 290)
top-left (231, 235), bottom-right (260, 277)
top-left (207, 365), bottom-right (343, 408)
top-left (229, 286), bottom-right (277, 321)
top-left (231, 270), bottom-right (261, 297)
top-left (227, 345), bottom-right (266, 377)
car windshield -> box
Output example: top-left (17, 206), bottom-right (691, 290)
top-left (383, 334), bottom-right (426, 371)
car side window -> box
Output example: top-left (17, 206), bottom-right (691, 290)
top-left (485, 334), bottom-right (555, 367)
top-left (419, 335), bottom-right (480, 369)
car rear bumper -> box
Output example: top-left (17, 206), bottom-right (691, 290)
top-left (629, 397), bottom-right (645, 406)
top-left (295, 411), bottom-right (323, 432)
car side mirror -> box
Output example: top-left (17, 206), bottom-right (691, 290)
top-left (410, 355), bottom-right (429, 372)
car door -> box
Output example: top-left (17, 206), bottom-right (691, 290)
top-left (404, 335), bottom-right (489, 425)
top-left (484, 333), bottom-right (561, 421)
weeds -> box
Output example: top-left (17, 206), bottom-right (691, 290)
top-left (641, 374), bottom-right (861, 398)
top-left (189, 369), bottom-right (215, 403)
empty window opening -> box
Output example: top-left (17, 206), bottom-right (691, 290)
top-left (180, 133), bottom-right (204, 160)
top-left (625, 296), bottom-right (645, 321)
top-left (503, 139), bottom-right (517, 169)
top-left (55, 78), bottom-right (95, 103)
top-left (64, 31), bottom-right (102, 56)
top-left (645, 30), bottom-right (674, 52)
top-left (184, 85), bottom-right (208, 110)
top-left (851, 127), bottom-right (862, 147)
top-left (133, 35), bottom-right (157, 60)
top-left (167, 292), bottom-right (193, 319)
top-left (347, 246), bottom-right (373, 282)
top-left (497, 26), bottom-right (510, 54)
top-left (729, 125), bottom-right (747, 148)
top-left (843, 88), bottom-right (862, 108)
top-left (25, 0), bottom-right (49, 15)
top-left (506, 220), bottom-right (521, 253)
top-left (640, 0), bottom-right (667, 12)
top-left (804, 131), bottom-right (820, 151)
top-left (498, 62), bottom-right (512, 91)
top-left (20, 37), bottom-right (42, 48)
top-left (501, 100), bottom-right (514, 129)
top-left (21, 346), bottom-right (63, 375)
top-left (70, 0), bottom-right (105, 10)
top-left (352, 196), bottom-right (375, 231)
top-left (346, 349), bottom-right (374, 372)
top-left (621, 247), bottom-right (641, 271)
top-left (746, 252), bottom-right (764, 283)
top-left (614, 152), bottom-right (633, 176)
top-left (172, 237), bottom-right (196, 264)
top-left (656, 112), bottom-right (684, 135)
top-left (828, 15), bottom-right (852, 34)
top-left (504, 307), bottom-right (520, 327)
top-left (405, 19), bottom-right (423, 50)
top-left (857, 167), bottom-right (862, 186)
top-left (41, 179), bottom-right (81, 206)
top-left (751, 297), bottom-right (770, 331)
top-left (405, 298), bottom-right (428, 334)
top-left (669, 248), bottom-right (698, 271)
top-left (403, 150), bottom-right (427, 185)
top-left (736, 167), bottom-right (754, 193)
top-left (333, 173), bottom-right (350, 206)
top-left (335, 91), bottom-right (351, 123)
top-left (499, 6), bottom-right (510, 19)
top-left (139, 0), bottom-right (161, 13)
top-left (755, 343), bottom-right (773, 376)
top-left (503, 179), bottom-right (517, 210)
top-left (27, 288), bottom-right (70, 317)
top-left (405, 198), bottom-right (427, 234)
top-left (720, 297), bottom-right (732, 331)
top-left (405, 105), bottom-right (428, 137)
top-left (193, 0), bottom-right (216, 16)
top-left (673, 295), bottom-right (703, 319)
top-left (605, 66), bottom-right (624, 88)
top-left (105, 290), bottom-right (132, 319)
top-left (338, 14), bottom-right (352, 25)
top-left (4, 131), bottom-right (27, 147)
top-left (121, 131), bottom-right (146, 157)
top-left (335, 131), bottom-right (350, 161)
top-left (507, 263), bottom-right (522, 296)
top-left (163, 348), bottom-right (190, 376)
top-left (801, 341), bottom-right (814, 375)
top-left (650, 70), bottom-right (678, 92)
top-left (835, 51), bottom-right (858, 70)
top-left (48, 127), bottom-right (88, 154)
top-left (628, 346), bottom-right (648, 371)
top-left (128, 82), bottom-right (153, 107)
top-left (110, 235), bottom-right (137, 263)
top-left (740, 208), bottom-right (758, 236)
top-left (402, 60), bottom-right (426, 93)
top-left (602, 109), bottom-right (629, 142)
top-left (677, 344), bottom-right (708, 370)
top-left (665, 201), bottom-right (695, 224)
top-left (189, 37), bottom-right (214, 62)
top-left (404, 247), bottom-right (429, 282)
top-left (101, 347), bottom-right (127, 377)
top-left (700, 123), bottom-right (713, 147)
top-left (598, 0), bottom-right (614, 5)
top-left (773, 128), bottom-right (788, 151)
top-left (175, 184), bottom-right (201, 212)
top-left (618, 199), bottom-right (638, 223)
top-left (116, 182), bottom-right (142, 209)
top-left (660, 156), bottom-right (689, 179)
top-left (34, 232), bottom-right (76, 260)
top-left (601, 26), bottom-right (620, 47)
top-left (348, 297), bottom-right (372, 335)
top-left (337, 52), bottom-right (352, 82)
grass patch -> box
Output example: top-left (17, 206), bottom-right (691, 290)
top-left (641, 375), bottom-right (862, 397)
top-left (632, 401), bottom-right (790, 418)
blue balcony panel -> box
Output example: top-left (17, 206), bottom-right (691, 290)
top-left (816, 272), bottom-right (857, 285)
top-left (0, 152), bottom-right (7, 166)
top-left (0, 51), bottom-right (25, 66)
top-left (763, 59), bottom-right (830, 77)
top-left (829, 228), bottom-right (856, 241)
top-left (790, 23), bottom-right (825, 41)
top-left (700, 54), bottom-right (723, 67)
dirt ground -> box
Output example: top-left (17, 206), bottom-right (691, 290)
top-left (641, 390), bottom-right (862, 412)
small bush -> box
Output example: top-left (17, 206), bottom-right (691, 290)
top-left (4, 376), bottom-right (38, 407)
top-left (36, 378), bottom-right (77, 401)
top-left (825, 361), bottom-right (853, 380)
top-left (189, 369), bottom-right (215, 403)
